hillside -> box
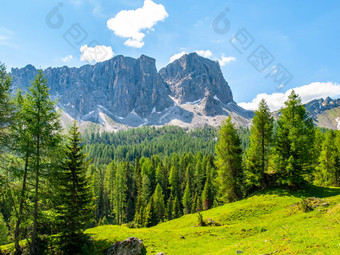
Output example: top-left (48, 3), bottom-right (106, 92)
top-left (82, 186), bottom-right (340, 254)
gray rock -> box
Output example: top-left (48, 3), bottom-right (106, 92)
top-left (107, 237), bottom-right (147, 255)
top-left (159, 52), bottom-right (233, 105)
top-left (10, 53), bottom-right (254, 129)
top-left (156, 253), bottom-right (165, 255)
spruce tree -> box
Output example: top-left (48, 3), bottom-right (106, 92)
top-left (114, 163), bottom-right (128, 225)
top-left (0, 62), bottom-right (15, 153)
top-left (172, 196), bottom-right (182, 219)
top-left (144, 196), bottom-right (157, 227)
top-left (182, 183), bottom-right (191, 214)
top-left (23, 71), bottom-right (62, 254)
top-left (215, 117), bottom-right (244, 203)
top-left (274, 91), bottom-right (315, 186)
top-left (202, 173), bottom-right (214, 210)
top-left (245, 99), bottom-right (273, 189)
top-left (153, 184), bottom-right (165, 223)
top-left (57, 121), bottom-right (94, 254)
top-left (315, 130), bottom-right (340, 187)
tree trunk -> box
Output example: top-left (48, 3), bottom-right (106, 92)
top-left (14, 151), bottom-right (29, 255)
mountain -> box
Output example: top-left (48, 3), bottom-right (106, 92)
top-left (304, 97), bottom-right (340, 130)
top-left (10, 53), bottom-right (254, 132)
top-left (273, 96), bottom-right (340, 130)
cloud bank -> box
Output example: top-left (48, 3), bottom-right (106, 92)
top-left (61, 55), bottom-right (73, 62)
top-left (195, 50), bottom-right (213, 58)
top-left (238, 82), bottom-right (340, 111)
top-left (218, 55), bottom-right (236, 66)
top-left (107, 0), bottom-right (168, 48)
top-left (80, 45), bottom-right (114, 63)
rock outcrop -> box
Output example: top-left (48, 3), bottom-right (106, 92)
top-left (107, 237), bottom-right (146, 255)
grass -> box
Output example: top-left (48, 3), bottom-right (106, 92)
top-left (1, 184), bottom-right (340, 254)
top-left (85, 184), bottom-right (340, 254)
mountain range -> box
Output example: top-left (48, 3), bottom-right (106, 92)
top-left (10, 52), bottom-right (340, 132)
top-left (10, 53), bottom-right (254, 132)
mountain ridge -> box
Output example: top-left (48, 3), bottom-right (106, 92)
top-left (10, 53), bottom-right (254, 132)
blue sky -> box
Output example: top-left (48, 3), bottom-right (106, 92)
top-left (1, 0), bottom-right (340, 110)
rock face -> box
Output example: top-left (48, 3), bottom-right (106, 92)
top-left (159, 53), bottom-right (233, 105)
top-left (107, 237), bottom-right (146, 255)
top-left (10, 53), bottom-right (254, 131)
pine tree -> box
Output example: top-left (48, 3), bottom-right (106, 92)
top-left (23, 71), bottom-right (62, 254)
top-left (172, 196), bottom-right (182, 219)
top-left (114, 163), bottom-right (128, 225)
top-left (245, 99), bottom-right (273, 189)
top-left (274, 91), bottom-right (315, 186)
top-left (169, 166), bottom-right (180, 198)
top-left (215, 117), bottom-right (244, 203)
top-left (202, 173), bottom-right (213, 210)
top-left (315, 130), bottom-right (340, 187)
top-left (166, 195), bottom-right (173, 220)
top-left (12, 90), bottom-right (33, 254)
top-left (153, 184), bottom-right (165, 223)
top-left (57, 121), bottom-right (94, 254)
top-left (0, 62), bottom-right (15, 153)
top-left (144, 196), bottom-right (157, 227)
top-left (182, 183), bottom-right (191, 214)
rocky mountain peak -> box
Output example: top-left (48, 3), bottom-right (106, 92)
top-left (159, 53), bottom-right (233, 105)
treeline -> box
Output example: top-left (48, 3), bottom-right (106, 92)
top-left (82, 125), bottom-right (250, 165)
top-left (88, 152), bottom-right (217, 227)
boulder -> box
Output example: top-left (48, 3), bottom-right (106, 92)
top-left (107, 237), bottom-right (147, 255)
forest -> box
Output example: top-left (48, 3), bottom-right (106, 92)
top-left (0, 63), bottom-right (340, 254)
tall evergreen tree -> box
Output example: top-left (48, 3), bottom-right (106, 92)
top-left (315, 130), bottom-right (340, 187)
top-left (114, 163), bottom-right (128, 225)
top-left (152, 184), bottom-right (165, 223)
top-left (182, 183), bottom-right (191, 214)
top-left (202, 172), bottom-right (214, 210)
top-left (0, 62), bottom-right (15, 153)
top-left (56, 121), bottom-right (94, 254)
top-left (144, 196), bottom-right (157, 227)
top-left (23, 71), bottom-right (62, 254)
top-left (245, 99), bottom-right (273, 189)
top-left (172, 196), bottom-right (182, 219)
top-left (215, 117), bottom-right (244, 203)
top-left (274, 91), bottom-right (315, 186)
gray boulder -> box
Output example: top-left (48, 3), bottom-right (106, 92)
top-left (107, 237), bottom-right (147, 255)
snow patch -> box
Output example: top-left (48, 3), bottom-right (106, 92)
top-left (213, 95), bottom-right (220, 102)
top-left (184, 98), bottom-right (202, 105)
top-left (336, 117), bottom-right (340, 130)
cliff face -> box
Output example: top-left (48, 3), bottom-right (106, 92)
top-left (10, 53), bottom-right (254, 130)
top-left (159, 53), bottom-right (233, 105)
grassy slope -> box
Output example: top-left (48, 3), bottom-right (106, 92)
top-left (1, 185), bottom-right (339, 254)
top-left (86, 185), bottom-right (340, 255)
top-left (316, 107), bottom-right (340, 129)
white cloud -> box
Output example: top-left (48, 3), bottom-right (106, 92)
top-left (80, 45), bottom-right (114, 63)
top-left (218, 55), bottom-right (236, 66)
top-left (107, 0), bottom-right (168, 48)
top-left (61, 55), bottom-right (73, 62)
top-left (195, 50), bottom-right (213, 58)
top-left (238, 82), bottom-right (340, 111)
top-left (169, 51), bottom-right (187, 63)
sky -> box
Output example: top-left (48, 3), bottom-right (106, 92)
top-left (1, 0), bottom-right (340, 111)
